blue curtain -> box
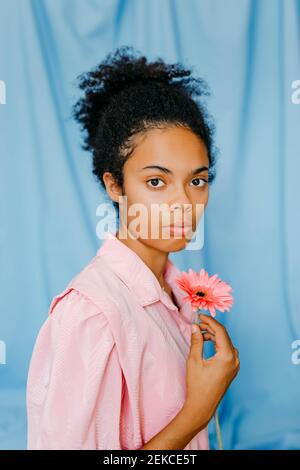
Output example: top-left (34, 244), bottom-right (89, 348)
top-left (1, 0), bottom-right (299, 450)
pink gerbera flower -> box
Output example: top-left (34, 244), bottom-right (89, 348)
top-left (175, 268), bottom-right (233, 317)
top-left (175, 267), bottom-right (234, 450)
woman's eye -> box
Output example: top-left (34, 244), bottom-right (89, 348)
top-left (146, 178), bottom-right (165, 188)
top-left (191, 178), bottom-right (207, 187)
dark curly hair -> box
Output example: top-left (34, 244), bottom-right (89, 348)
top-left (72, 45), bottom-right (218, 217)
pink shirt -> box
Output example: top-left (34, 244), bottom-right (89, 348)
top-left (26, 230), bottom-right (210, 450)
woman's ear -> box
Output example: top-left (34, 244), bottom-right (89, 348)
top-left (102, 172), bottom-right (123, 204)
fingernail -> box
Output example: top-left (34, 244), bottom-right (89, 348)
top-left (192, 324), bottom-right (198, 334)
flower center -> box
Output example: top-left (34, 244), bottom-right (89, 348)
top-left (196, 291), bottom-right (205, 297)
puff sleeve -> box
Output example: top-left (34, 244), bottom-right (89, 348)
top-left (26, 289), bottom-right (124, 450)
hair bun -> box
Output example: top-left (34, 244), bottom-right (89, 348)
top-left (72, 46), bottom-right (210, 152)
top-left (81, 45), bottom-right (193, 93)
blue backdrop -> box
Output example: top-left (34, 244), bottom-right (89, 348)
top-left (0, 0), bottom-right (300, 450)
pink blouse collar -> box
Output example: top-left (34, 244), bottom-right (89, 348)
top-left (96, 230), bottom-right (187, 312)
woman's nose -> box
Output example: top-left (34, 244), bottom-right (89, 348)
top-left (170, 192), bottom-right (192, 214)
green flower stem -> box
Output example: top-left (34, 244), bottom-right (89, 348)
top-left (214, 408), bottom-right (223, 450)
top-left (193, 309), bottom-right (224, 450)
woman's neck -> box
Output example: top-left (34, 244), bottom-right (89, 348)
top-left (115, 229), bottom-right (169, 290)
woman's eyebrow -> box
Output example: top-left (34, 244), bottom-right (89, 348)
top-left (139, 165), bottom-right (209, 175)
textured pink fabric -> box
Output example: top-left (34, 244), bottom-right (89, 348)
top-left (26, 230), bottom-right (210, 450)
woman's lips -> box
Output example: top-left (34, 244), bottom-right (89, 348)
top-left (163, 224), bottom-right (193, 236)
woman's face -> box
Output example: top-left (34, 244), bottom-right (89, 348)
top-left (109, 125), bottom-right (210, 253)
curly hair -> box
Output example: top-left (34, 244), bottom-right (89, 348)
top-left (72, 45), bottom-right (218, 216)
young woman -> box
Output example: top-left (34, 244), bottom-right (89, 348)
top-left (26, 46), bottom-right (240, 450)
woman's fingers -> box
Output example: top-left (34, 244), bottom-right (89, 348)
top-left (202, 333), bottom-right (215, 342)
top-left (198, 314), bottom-right (234, 355)
top-left (197, 322), bottom-right (216, 342)
top-left (199, 322), bottom-right (215, 335)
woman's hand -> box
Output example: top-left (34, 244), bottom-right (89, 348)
top-left (183, 314), bottom-right (240, 430)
